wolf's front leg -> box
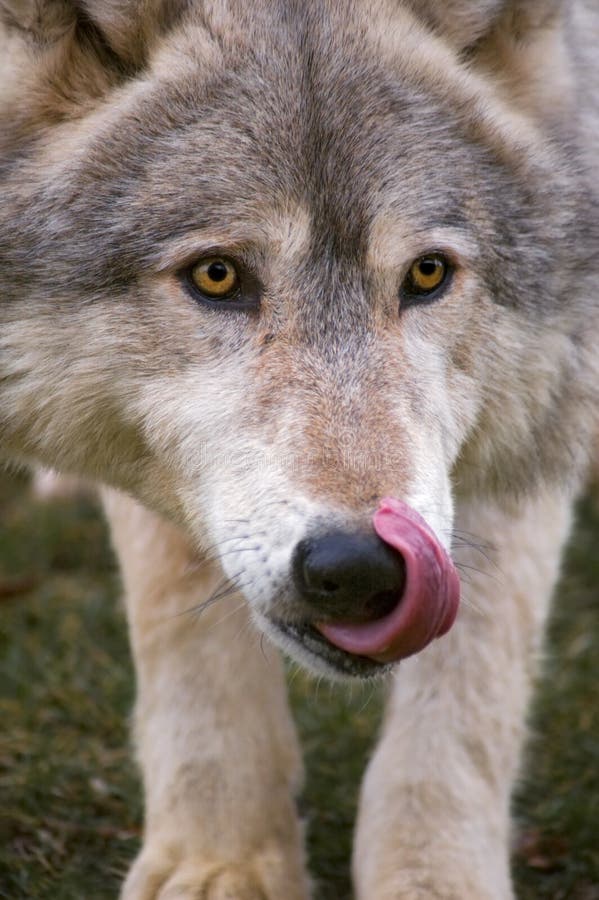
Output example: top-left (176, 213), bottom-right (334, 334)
top-left (102, 491), bottom-right (310, 900)
top-left (353, 489), bottom-right (574, 900)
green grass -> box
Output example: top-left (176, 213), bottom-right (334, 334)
top-left (0, 468), bottom-right (597, 899)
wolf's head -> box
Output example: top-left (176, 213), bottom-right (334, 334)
top-left (1, 0), bottom-right (598, 676)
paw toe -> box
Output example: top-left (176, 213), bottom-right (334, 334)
top-left (159, 865), bottom-right (266, 900)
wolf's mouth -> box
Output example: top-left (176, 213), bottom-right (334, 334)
top-left (312, 498), bottom-right (460, 663)
top-left (275, 620), bottom-right (390, 677)
top-left (272, 498), bottom-right (460, 675)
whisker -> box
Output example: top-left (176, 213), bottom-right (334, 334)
top-left (205, 599), bottom-right (249, 633)
top-left (313, 674), bottom-right (325, 704)
top-left (451, 537), bottom-right (498, 570)
top-left (230, 615), bottom-right (258, 646)
top-left (458, 590), bottom-right (486, 617)
top-left (355, 682), bottom-right (379, 716)
top-left (199, 578), bottom-right (256, 631)
top-left (287, 661), bottom-right (302, 689)
top-left (173, 569), bottom-right (246, 620)
top-left (203, 572), bottom-right (247, 605)
top-left (197, 531), bottom-right (268, 557)
top-left (454, 561), bottom-right (503, 585)
top-left (451, 528), bottom-right (495, 548)
top-left (183, 544), bottom-right (262, 576)
top-left (176, 591), bottom-right (227, 621)
top-left (259, 632), bottom-right (270, 664)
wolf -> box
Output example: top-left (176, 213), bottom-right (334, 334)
top-left (1, 1), bottom-right (598, 897)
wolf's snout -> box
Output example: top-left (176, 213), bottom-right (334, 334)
top-left (299, 499), bottom-right (461, 665)
top-left (291, 531), bottom-right (406, 623)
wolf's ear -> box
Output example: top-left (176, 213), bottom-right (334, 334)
top-left (404, 0), bottom-right (565, 49)
top-left (1, 1), bottom-right (74, 43)
top-left (1, 0), bottom-right (188, 67)
top-left (405, 0), bottom-right (572, 118)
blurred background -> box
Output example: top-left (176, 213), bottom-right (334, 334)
top-left (1, 467), bottom-right (598, 899)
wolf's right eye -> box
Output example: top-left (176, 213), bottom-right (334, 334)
top-left (178, 252), bottom-right (262, 312)
top-left (181, 255), bottom-right (260, 311)
top-left (400, 253), bottom-right (452, 307)
top-left (190, 257), bottom-right (240, 300)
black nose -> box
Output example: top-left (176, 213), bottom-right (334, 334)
top-left (291, 530), bottom-right (406, 623)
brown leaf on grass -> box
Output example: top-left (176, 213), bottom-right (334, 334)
top-left (0, 574), bottom-right (39, 599)
top-left (514, 828), bottom-right (569, 871)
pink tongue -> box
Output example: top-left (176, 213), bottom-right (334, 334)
top-left (315, 498), bottom-right (460, 663)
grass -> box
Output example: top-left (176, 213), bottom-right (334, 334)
top-left (0, 467), bottom-right (597, 899)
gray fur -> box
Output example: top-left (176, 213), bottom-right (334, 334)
top-left (1, 0), bottom-right (598, 500)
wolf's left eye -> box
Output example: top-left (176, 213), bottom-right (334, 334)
top-left (401, 253), bottom-right (452, 305)
top-left (190, 257), bottom-right (240, 299)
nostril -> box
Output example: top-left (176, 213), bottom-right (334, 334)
top-left (321, 578), bottom-right (339, 593)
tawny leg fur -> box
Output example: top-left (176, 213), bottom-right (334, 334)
top-left (101, 490), bottom-right (310, 900)
top-left (353, 488), bottom-right (574, 900)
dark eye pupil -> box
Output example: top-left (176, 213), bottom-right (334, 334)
top-left (207, 261), bottom-right (228, 282)
top-left (419, 259), bottom-right (439, 276)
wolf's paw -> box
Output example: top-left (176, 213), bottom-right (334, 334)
top-left (121, 845), bottom-right (311, 900)
top-left (355, 874), bottom-right (511, 900)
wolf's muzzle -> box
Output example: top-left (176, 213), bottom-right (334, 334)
top-left (290, 499), bottom-right (460, 666)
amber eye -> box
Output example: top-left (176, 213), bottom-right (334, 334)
top-left (190, 257), bottom-right (240, 299)
top-left (402, 253), bottom-right (451, 303)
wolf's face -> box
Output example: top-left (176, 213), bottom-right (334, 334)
top-left (1, 2), bottom-right (597, 676)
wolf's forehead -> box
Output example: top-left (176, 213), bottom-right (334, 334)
top-left (70, 2), bottom-right (484, 281)
top-left (136, 22), bottom-right (473, 254)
